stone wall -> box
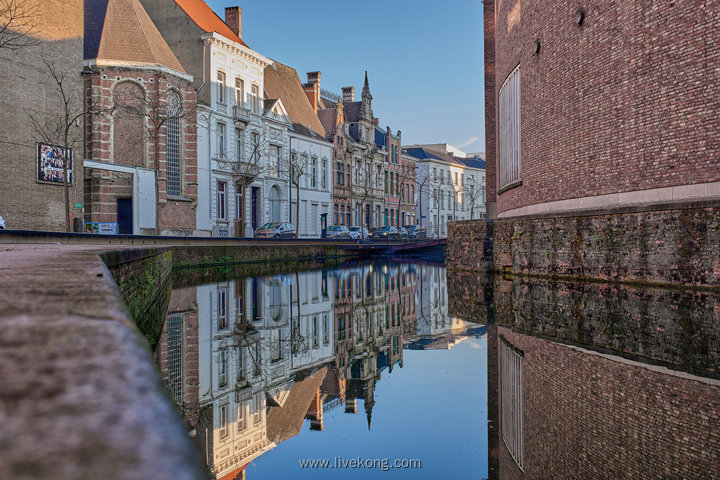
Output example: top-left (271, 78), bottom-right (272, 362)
top-left (170, 244), bottom-right (350, 269)
top-left (102, 248), bottom-right (174, 343)
top-left (447, 205), bottom-right (720, 288)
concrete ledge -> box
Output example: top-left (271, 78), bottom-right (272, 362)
top-left (0, 245), bottom-right (205, 480)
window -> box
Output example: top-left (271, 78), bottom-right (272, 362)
top-left (251, 84), bottom-right (260, 114)
top-left (337, 162), bottom-right (344, 185)
top-left (217, 181), bottom-right (227, 220)
top-left (322, 159), bottom-right (327, 189)
top-left (218, 350), bottom-right (228, 387)
top-left (313, 316), bottom-right (318, 348)
top-left (334, 204), bottom-right (338, 224)
top-left (166, 92), bottom-right (182, 196)
top-left (311, 158), bottom-right (317, 187)
top-left (217, 71), bottom-right (226, 104)
top-left (271, 145), bottom-right (281, 175)
top-left (251, 132), bottom-right (260, 162)
top-left (499, 66), bottom-right (521, 188)
top-left (253, 392), bottom-right (263, 424)
top-left (384, 171), bottom-right (388, 193)
top-left (237, 402), bottom-right (246, 431)
top-left (323, 314), bottom-right (329, 344)
top-left (217, 287), bottom-right (228, 329)
top-left (219, 403), bottom-right (228, 437)
top-left (217, 123), bottom-right (226, 157)
top-left (235, 78), bottom-right (244, 107)
top-left (501, 339), bottom-right (524, 469)
top-left (235, 128), bottom-right (243, 162)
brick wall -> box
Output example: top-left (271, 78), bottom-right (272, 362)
top-left (491, 0), bottom-right (720, 214)
top-left (495, 326), bottom-right (720, 479)
top-left (0, 0), bottom-right (84, 231)
top-left (84, 65), bottom-right (198, 234)
top-left (447, 205), bottom-right (720, 288)
top-left (483, 0), bottom-right (496, 210)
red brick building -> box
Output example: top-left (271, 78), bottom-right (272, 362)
top-left (485, 1), bottom-right (720, 218)
top-left (83, 0), bottom-right (198, 235)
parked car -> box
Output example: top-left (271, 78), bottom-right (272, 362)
top-left (348, 225), bottom-right (370, 240)
top-left (399, 227), bottom-right (408, 239)
top-left (327, 225), bottom-right (350, 239)
top-left (254, 222), bottom-right (296, 238)
top-left (0, 214), bottom-right (5, 230)
top-left (370, 226), bottom-right (399, 240)
top-left (404, 225), bottom-right (426, 239)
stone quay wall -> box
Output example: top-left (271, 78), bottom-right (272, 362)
top-left (447, 205), bottom-right (720, 289)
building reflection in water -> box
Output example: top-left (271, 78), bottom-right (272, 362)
top-left (446, 271), bottom-right (720, 479)
top-left (155, 261), bottom-right (481, 479)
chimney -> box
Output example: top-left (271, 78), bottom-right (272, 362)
top-left (225, 7), bottom-right (242, 40)
top-left (304, 82), bottom-right (319, 113)
top-left (342, 86), bottom-right (355, 102)
top-left (307, 71), bottom-right (321, 87)
top-left (374, 118), bottom-right (379, 127)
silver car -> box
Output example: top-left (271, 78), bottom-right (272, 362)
top-left (254, 222), bottom-right (296, 238)
top-left (348, 226), bottom-right (370, 240)
top-left (327, 225), bottom-right (350, 239)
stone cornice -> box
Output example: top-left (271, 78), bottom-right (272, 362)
top-left (201, 32), bottom-right (272, 68)
top-left (83, 59), bottom-right (193, 83)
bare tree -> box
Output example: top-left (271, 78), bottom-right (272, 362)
top-left (462, 179), bottom-right (485, 220)
top-left (28, 57), bottom-right (85, 232)
top-left (414, 167), bottom-right (432, 234)
top-left (0, 0), bottom-right (38, 53)
top-left (215, 131), bottom-right (269, 237)
top-left (280, 150), bottom-right (312, 236)
top-left (427, 176), bottom-right (447, 238)
top-left (113, 79), bottom-right (187, 234)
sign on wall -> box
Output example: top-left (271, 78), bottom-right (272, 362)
top-left (37, 143), bottom-right (72, 185)
top-left (84, 222), bottom-right (118, 234)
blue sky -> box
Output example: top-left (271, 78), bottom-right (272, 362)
top-left (206, 0), bottom-right (486, 153)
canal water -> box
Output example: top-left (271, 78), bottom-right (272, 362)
top-left (148, 260), bottom-right (720, 479)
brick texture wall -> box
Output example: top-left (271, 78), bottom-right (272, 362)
top-left (447, 205), bottom-right (720, 288)
top-left (491, 1), bottom-right (720, 214)
top-left (0, 0), bottom-right (84, 231)
top-left (84, 66), bottom-right (198, 234)
top-left (495, 326), bottom-right (720, 479)
top-left (483, 0), bottom-right (496, 209)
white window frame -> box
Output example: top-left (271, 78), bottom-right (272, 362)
top-left (217, 71), bottom-right (226, 105)
top-left (235, 77), bottom-right (244, 107)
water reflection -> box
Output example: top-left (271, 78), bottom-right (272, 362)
top-left (447, 271), bottom-right (720, 479)
top-left (156, 262), bottom-right (486, 479)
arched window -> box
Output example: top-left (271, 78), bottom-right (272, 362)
top-left (166, 91), bottom-right (182, 196)
top-left (112, 81), bottom-right (146, 167)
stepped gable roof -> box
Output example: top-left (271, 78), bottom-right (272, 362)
top-left (317, 108), bottom-right (337, 139)
top-left (264, 61), bottom-right (327, 139)
top-left (85, 0), bottom-right (185, 72)
top-left (266, 367), bottom-right (328, 444)
top-left (173, 0), bottom-right (248, 47)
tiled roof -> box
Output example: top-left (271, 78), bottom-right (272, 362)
top-left (374, 126), bottom-right (387, 148)
top-left (266, 367), bottom-right (328, 444)
top-left (264, 61), bottom-right (327, 139)
top-left (404, 147), bottom-right (467, 166)
top-left (458, 156), bottom-right (486, 169)
top-left (342, 101), bottom-right (362, 123)
top-left (317, 108), bottom-right (337, 139)
top-left (173, 0), bottom-right (248, 47)
top-left (85, 0), bottom-right (185, 72)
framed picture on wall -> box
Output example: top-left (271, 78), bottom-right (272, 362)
top-left (37, 143), bottom-right (72, 185)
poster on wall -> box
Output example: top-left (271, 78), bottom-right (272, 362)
top-left (37, 143), bottom-right (72, 184)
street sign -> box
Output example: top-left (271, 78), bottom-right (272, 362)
top-left (75, 202), bottom-right (82, 208)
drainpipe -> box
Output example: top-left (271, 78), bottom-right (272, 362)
top-left (208, 111), bottom-right (213, 223)
top-left (288, 136), bottom-right (293, 224)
